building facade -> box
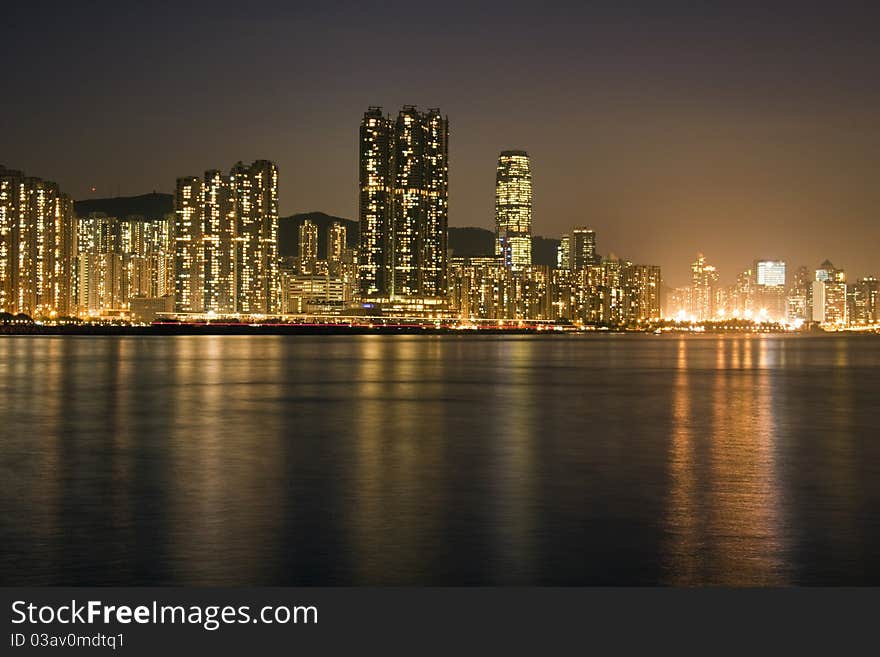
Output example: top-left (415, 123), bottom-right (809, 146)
top-left (0, 166), bottom-right (77, 317)
top-left (358, 106), bottom-right (449, 299)
top-left (494, 150), bottom-right (532, 270)
top-left (173, 160), bottom-right (280, 314)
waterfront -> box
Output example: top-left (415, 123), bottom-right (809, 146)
top-left (1, 334), bottom-right (879, 585)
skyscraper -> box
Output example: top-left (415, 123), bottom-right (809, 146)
top-left (358, 107), bottom-right (392, 297)
top-left (174, 160), bottom-right (279, 314)
top-left (419, 108), bottom-right (449, 297)
top-left (557, 234), bottom-right (570, 269)
top-left (202, 169), bottom-right (235, 312)
top-left (328, 221), bottom-right (347, 267)
top-left (494, 150), bottom-right (532, 270)
top-left (230, 160), bottom-right (279, 313)
top-left (691, 254), bottom-right (718, 321)
top-left (755, 260), bottom-right (786, 320)
top-left (0, 166), bottom-right (76, 317)
top-left (756, 260), bottom-right (786, 287)
top-left (299, 219), bottom-right (318, 274)
top-left (812, 260), bottom-right (847, 325)
top-left (174, 176), bottom-right (204, 312)
top-left (570, 228), bottom-right (599, 270)
top-left (358, 105), bottom-right (449, 299)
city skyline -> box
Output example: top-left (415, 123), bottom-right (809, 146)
top-left (3, 2), bottom-right (880, 287)
top-left (3, 152), bottom-right (878, 329)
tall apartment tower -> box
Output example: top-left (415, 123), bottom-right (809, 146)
top-left (494, 150), bottom-right (532, 270)
top-left (358, 105), bottom-right (448, 298)
top-left (358, 107), bottom-right (393, 296)
top-left (203, 169), bottom-right (235, 312)
top-left (174, 160), bottom-right (279, 314)
top-left (174, 177), bottom-right (204, 312)
top-left (328, 221), bottom-right (347, 266)
top-left (691, 253), bottom-right (719, 321)
top-left (230, 160), bottom-right (279, 314)
top-left (570, 228), bottom-right (599, 270)
top-left (299, 219), bottom-right (318, 273)
top-left (0, 166), bottom-right (76, 317)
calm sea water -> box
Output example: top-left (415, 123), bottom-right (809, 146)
top-left (1, 334), bottom-right (879, 586)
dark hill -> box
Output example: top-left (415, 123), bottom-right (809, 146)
top-left (74, 193), bottom-right (173, 220)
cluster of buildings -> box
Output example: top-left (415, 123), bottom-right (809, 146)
top-left (10, 104), bottom-right (874, 329)
top-left (282, 219), bottom-right (357, 314)
top-left (0, 165), bottom-right (77, 318)
top-left (669, 255), bottom-right (879, 328)
top-left (353, 108), bottom-right (660, 324)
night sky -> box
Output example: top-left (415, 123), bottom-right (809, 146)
top-left (3, 1), bottom-right (879, 286)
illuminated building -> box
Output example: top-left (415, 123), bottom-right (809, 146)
top-left (787, 265), bottom-right (811, 322)
top-left (448, 258), bottom-right (550, 320)
top-left (449, 253), bottom-right (659, 325)
top-left (326, 221), bottom-right (357, 298)
top-left (174, 176), bottom-right (204, 312)
top-left (691, 254), bottom-right (718, 321)
top-left (328, 221), bottom-right (346, 268)
top-left (630, 264), bottom-right (662, 321)
top-left (557, 235), bottom-right (570, 269)
top-left (77, 251), bottom-right (125, 315)
top-left (54, 194), bottom-right (78, 317)
top-left (849, 277), bottom-right (879, 324)
top-left (299, 219), bottom-right (319, 274)
top-left (358, 107), bottom-right (392, 296)
top-left (281, 272), bottom-right (346, 314)
top-left (358, 105), bottom-right (449, 298)
top-left (230, 160), bottom-right (280, 313)
top-left (0, 167), bottom-right (16, 311)
top-left (668, 286), bottom-right (693, 319)
top-left (570, 228), bottom-right (599, 270)
top-left (202, 170), bottom-right (235, 312)
top-left (0, 166), bottom-right (76, 317)
top-left (756, 260), bottom-right (786, 287)
top-left (130, 295), bottom-right (175, 324)
top-left (810, 260), bottom-right (847, 325)
top-left (814, 260), bottom-right (842, 283)
top-left (728, 268), bottom-right (756, 317)
top-left (494, 150), bottom-right (532, 270)
top-left (173, 161), bottom-right (278, 314)
top-left (420, 108), bottom-right (449, 297)
top-left (755, 260), bottom-right (787, 321)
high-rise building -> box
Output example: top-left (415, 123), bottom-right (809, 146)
top-left (174, 176), bottom-right (204, 312)
top-left (419, 108), bottom-right (449, 297)
top-left (630, 264), bottom-right (662, 321)
top-left (0, 167), bottom-right (17, 312)
top-left (358, 107), bottom-right (392, 297)
top-left (358, 105), bottom-right (448, 299)
top-left (494, 150), bottom-right (532, 270)
top-left (691, 254), bottom-right (718, 321)
top-left (787, 265), bottom-right (811, 322)
top-left (811, 260), bottom-right (847, 325)
top-left (299, 220), bottom-right (318, 274)
top-left (756, 260), bottom-right (786, 287)
top-left (755, 260), bottom-right (787, 321)
top-left (173, 160), bottom-right (279, 315)
top-left (0, 166), bottom-right (76, 317)
top-left (849, 277), bottom-right (879, 325)
top-left (230, 160), bottom-right (280, 313)
top-left (202, 169), bottom-right (235, 312)
top-left (557, 234), bottom-right (570, 269)
top-left (569, 228), bottom-right (599, 270)
top-left (328, 221), bottom-right (347, 267)
top-left (55, 194), bottom-right (78, 316)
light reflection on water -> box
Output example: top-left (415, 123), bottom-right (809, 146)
top-left (1, 334), bottom-right (879, 585)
